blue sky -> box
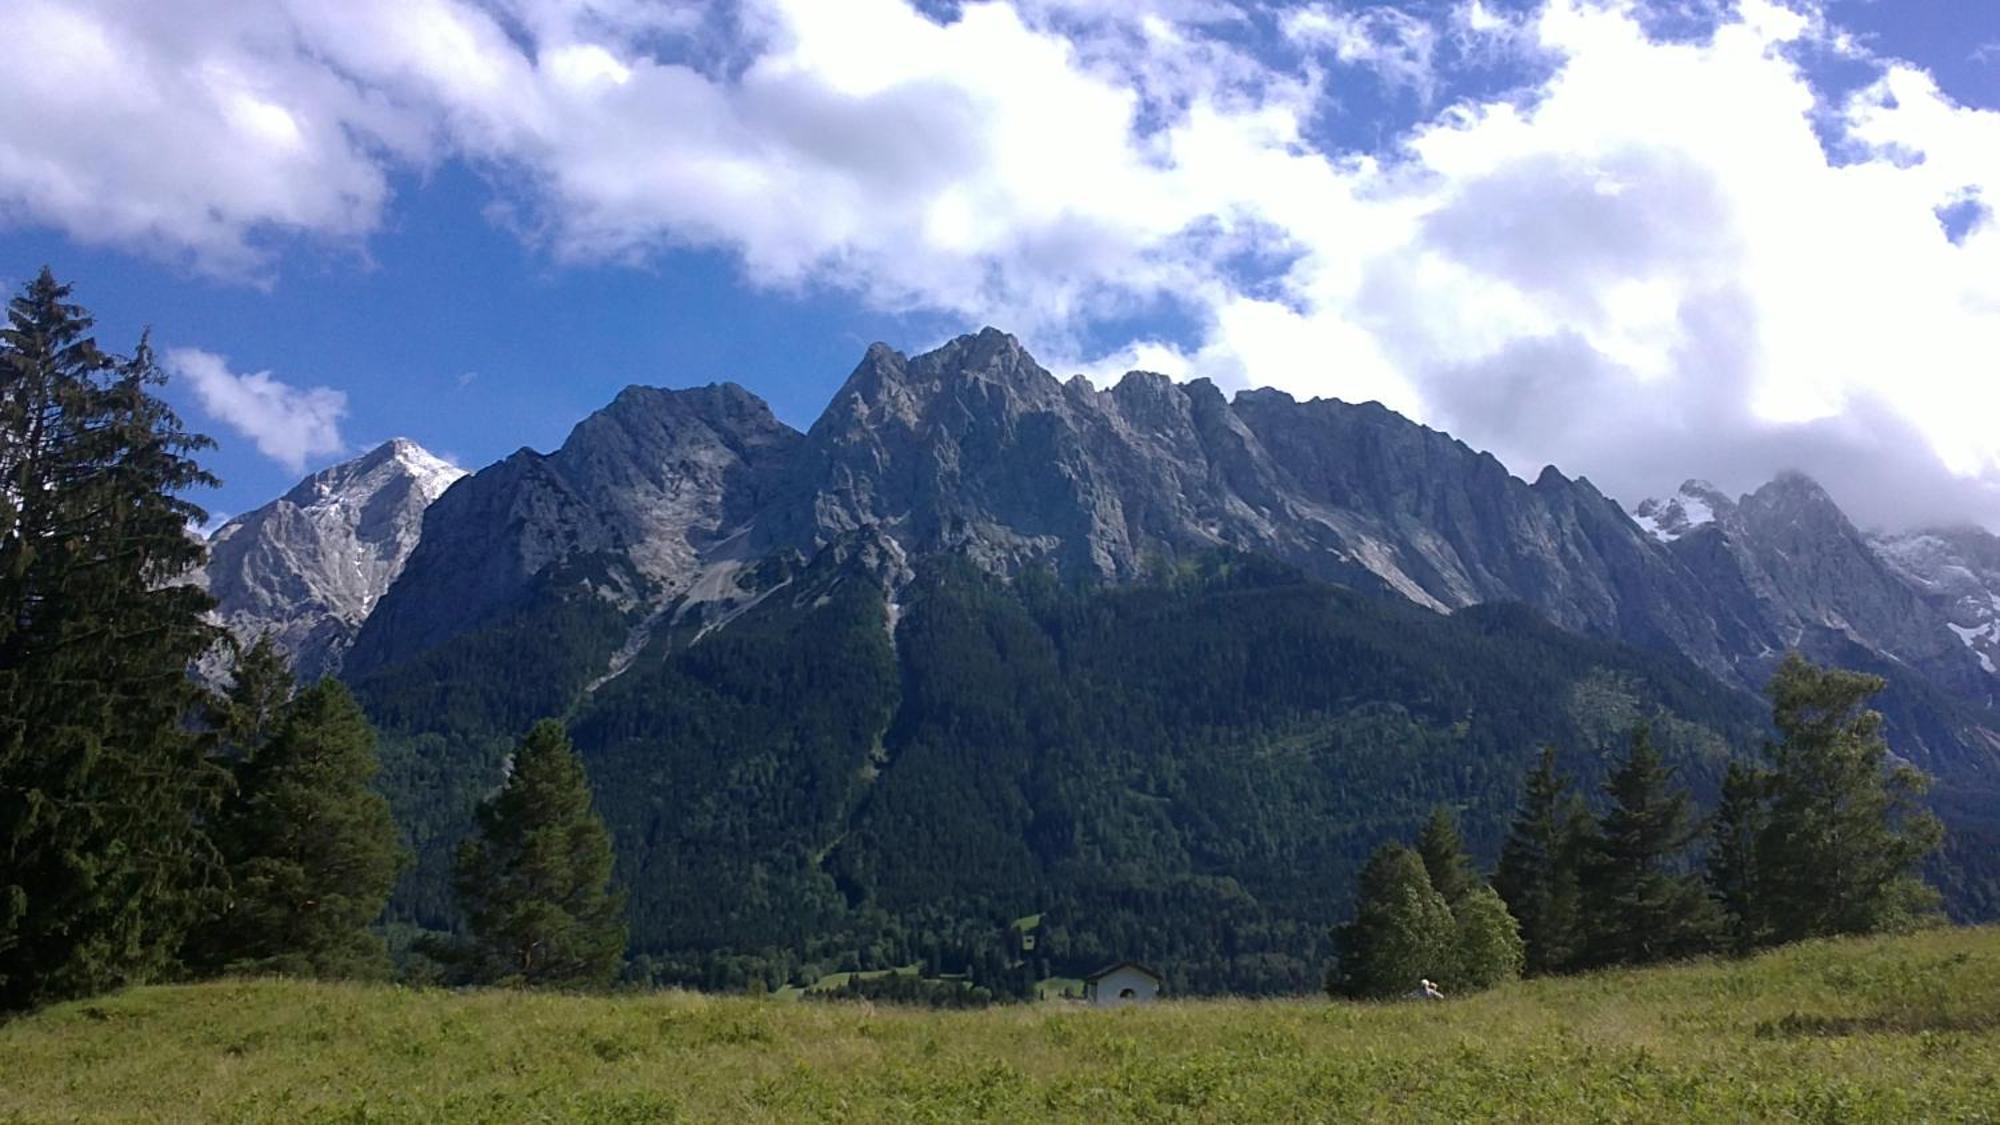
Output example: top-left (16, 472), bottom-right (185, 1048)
top-left (2, 0), bottom-right (1997, 530)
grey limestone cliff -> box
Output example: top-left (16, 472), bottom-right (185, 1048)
top-left (342, 382), bottom-right (800, 676)
top-left (200, 438), bottom-right (465, 680)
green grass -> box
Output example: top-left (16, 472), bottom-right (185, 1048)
top-left (1037, 976), bottom-right (1086, 1001)
top-left (6, 928), bottom-right (2000, 1122)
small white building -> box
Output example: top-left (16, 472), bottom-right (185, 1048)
top-left (1083, 961), bottom-right (1163, 1007)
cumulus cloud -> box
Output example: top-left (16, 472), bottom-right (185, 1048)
top-left (4, 0), bottom-right (2000, 529)
top-left (167, 348), bottom-right (347, 472)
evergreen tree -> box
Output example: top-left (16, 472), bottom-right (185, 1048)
top-left (218, 633), bottom-right (295, 754)
top-left (1448, 883), bottom-right (1526, 992)
top-left (1755, 654), bottom-right (1942, 943)
top-left (445, 719), bottom-right (627, 988)
top-left (1493, 747), bottom-right (1587, 976)
top-left (1415, 805), bottom-right (1478, 906)
top-left (189, 679), bottom-right (403, 979)
top-left (1707, 760), bottom-right (1768, 954)
top-left (1578, 725), bottom-right (1720, 966)
top-left (1329, 843), bottom-right (1454, 999)
top-left (0, 270), bottom-right (224, 1011)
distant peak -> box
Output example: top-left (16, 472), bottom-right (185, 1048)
top-left (1630, 479), bottom-right (1734, 542)
top-left (1113, 369), bottom-right (1176, 395)
top-left (1762, 469), bottom-right (1829, 497)
top-left (1231, 386), bottom-right (1296, 408)
top-left (1741, 471), bottom-right (1849, 532)
top-left (898, 327), bottom-right (1052, 392)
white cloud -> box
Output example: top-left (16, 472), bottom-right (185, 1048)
top-left (6, 0), bottom-right (2000, 527)
top-left (167, 348), bottom-right (347, 472)
top-left (0, 0), bottom-right (428, 276)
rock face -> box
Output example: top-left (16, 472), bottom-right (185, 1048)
top-left (200, 438), bottom-right (464, 680)
top-left (1871, 526), bottom-right (2000, 688)
top-left (747, 329), bottom-right (1749, 676)
top-left (1634, 474), bottom-right (1994, 702)
top-left (1631, 480), bottom-right (1733, 542)
top-left (327, 329), bottom-right (2000, 717)
top-left (342, 383), bottom-right (799, 677)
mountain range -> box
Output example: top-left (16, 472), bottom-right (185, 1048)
top-left (201, 329), bottom-right (2000, 988)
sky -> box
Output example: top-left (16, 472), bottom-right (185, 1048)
top-left (1, 0), bottom-right (1997, 532)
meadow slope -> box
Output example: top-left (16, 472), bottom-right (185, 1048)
top-left (3, 927), bottom-right (1999, 1123)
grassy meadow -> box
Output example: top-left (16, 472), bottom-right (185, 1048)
top-left (4, 927), bottom-right (2000, 1123)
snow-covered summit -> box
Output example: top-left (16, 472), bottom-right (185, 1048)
top-left (1629, 480), bottom-right (1735, 542)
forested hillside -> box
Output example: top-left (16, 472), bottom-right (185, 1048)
top-left (357, 542), bottom-right (1773, 994)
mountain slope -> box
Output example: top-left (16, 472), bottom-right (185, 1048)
top-left (344, 383), bottom-right (800, 678)
top-left (199, 438), bottom-right (462, 680)
top-left (359, 540), bottom-right (1768, 992)
top-left (1872, 525), bottom-right (2000, 690)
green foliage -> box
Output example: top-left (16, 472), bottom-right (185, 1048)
top-left (1708, 760), bottom-right (1768, 954)
top-left (350, 581), bottom-right (631, 929)
top-left (1330, 844), bottom-right (1456, 999)
top-left (1450, 883), bottom-right (1527, 991)
top-left (189, 678), bottom-right (403, 980)
top-left (217, 634), bottom-right (294, 753)
top-left (1417, 806), bottom-right (1478, 906)
top-left (804, 972), bottom-right (998, 1009)
top-left (1493, 748), bottom-right (1590, 976)
top-left (1578, 725), bottom-right (1722, 967)
top-left (358, 548), bottom-right (1768, 995)
top-left (1736, 654), bottom-right (1945, 945)
top-left (442, 720), bottom-right (628, 989)
top-left (0, 269), bottom-right (224, 1011)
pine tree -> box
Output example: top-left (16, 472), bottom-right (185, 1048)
top-left (1755, 654), bottom-right (1942, 943)
top-left (1415, 805), bottom-right (1478, 906)
top-left (1707, 760), bottom-right (1767, 954)
top-left (218, 633), bottom-right (295, 754)
top-left (1448, 883), bottom-right (1526, 991)
top-left (445, 719), bottom-right (627, 988)
top-left (1578, 725), bottom-right (1720, 966)
top-left (1493, 747), bottom-right (1587, 976)
top-left (189, 679), bottom-right (403, 979)
top-left (1329, 843), bottom-right (1455, 999)
top-left (0, 270), bottom-right (224, 1011)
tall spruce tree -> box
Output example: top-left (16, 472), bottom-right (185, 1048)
top-left (190, 678), bottom-right (403, 979)
top-left (1707, 760), bottom-right (1768, 954)
top-left (0, 270), bottom-right (223, 1011)
top-left (218, 634), bottom-right (295, 754)
top-left (445, 720), bottom-right (627, 988)
top-left (1493, 747), bottom-right (1588, 976)
top-left (1330, 843), bottom-right (1455, 999)
top-left (1755, 654), bottom-right (1942, 943)
top-left (1578, 725), bottom-right (1721, 967)
top-left (1416, 805), bottom-right (1478, 906)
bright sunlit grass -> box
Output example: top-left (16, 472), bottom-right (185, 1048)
top-left (4, 926), bottom-right (1998, 1122)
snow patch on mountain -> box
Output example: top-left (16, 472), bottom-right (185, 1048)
top-left (1629, 480), bottom-right (1730, 542)
top-left (1871, 527), bottom-right (2000, 680)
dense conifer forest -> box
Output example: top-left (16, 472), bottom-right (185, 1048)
top-left (357, 540), bottom-right (1788, 994)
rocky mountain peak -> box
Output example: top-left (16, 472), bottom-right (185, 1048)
top-left (1630, 479), bottom-right (1735, 541)
top-left (345, 381), bottom-right (804, 675)
top-left (201, 438), bottom-right (466, 680)
top-left (1741, 471), bottom-right (1846, 531)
